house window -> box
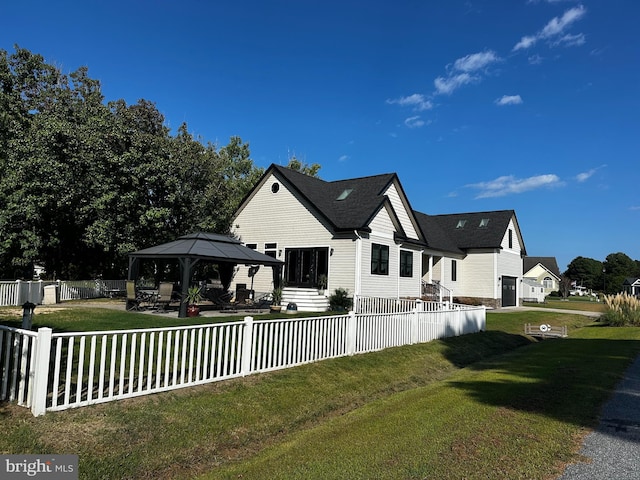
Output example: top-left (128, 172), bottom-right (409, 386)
top-left (271, 183), bottom-right (280, 193)
top-left (265, 242), bottom-right (277, 258)
top-left (371, 243), bottom-right (389, 275)
top-left (508, 229), bottom-right (513, 249)
top-left (400, 250), bottom-right (413, 277)
top-left (245, 243), bottom-right (257, 250)
top-left (451, 260), bottom-right (457, 282)
top-left (543, 277), bottom-right (553, 289)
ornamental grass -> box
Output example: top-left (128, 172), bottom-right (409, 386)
top-left (603, 292), bottom-right (640, 326)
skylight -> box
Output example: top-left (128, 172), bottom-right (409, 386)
top-left (336, 188), bottom-right (353, 201)
top-left (456, 220), bottom-right (467, 229)
top-left (479, 218), bottom-right (490, 228)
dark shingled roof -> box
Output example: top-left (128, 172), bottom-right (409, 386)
top-left (272, 164), bottom-right (397, 232)
top-left (413, 211), bottom-right (463, 254)
top-left (255, 165), bottom-right (523, 255)
top-left (524, 256), bottom-right (561, 277)
top-left (429, 210), bottom-right (518, 250)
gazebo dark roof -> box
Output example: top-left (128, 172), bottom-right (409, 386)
top-left (129, 232), bottom-right (283, 266)
top-left (128, 233), bottom-right (282, 317)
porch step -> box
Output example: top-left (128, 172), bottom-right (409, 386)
top-left (281, 287), bottom-right (329, 312)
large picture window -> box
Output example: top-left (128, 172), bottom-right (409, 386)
top-left (371, 243), bottom-right (389, 275)
top-left (400, 250), bottom-right (413, 277)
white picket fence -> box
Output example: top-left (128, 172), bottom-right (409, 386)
top-left (1, 304), bottom-right (485, 416)
top-left (0, 280), bottom-right (126, 306)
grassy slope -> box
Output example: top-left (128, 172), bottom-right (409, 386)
top-left (1, 309), bottom-right (638, 479)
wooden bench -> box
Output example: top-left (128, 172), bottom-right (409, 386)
top-left (524, 323), bottom-right (567, 338)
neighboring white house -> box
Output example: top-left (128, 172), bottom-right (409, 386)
top-left (231, 164), bottom-right (526, 310)
top-left (623, 278), bottom-right (640, 297)
top-left (523, 256), bottom-right (561, 297)
top-left (522, 278), bottom-right (546, 303)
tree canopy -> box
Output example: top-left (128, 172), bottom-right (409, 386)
top-left (564, 253), bottom-right (640, 294)
top-left (0, 46), bottom-right (264, 279)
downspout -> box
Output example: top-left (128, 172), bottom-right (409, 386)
top-left (354, 230), bottom-right (362, 303)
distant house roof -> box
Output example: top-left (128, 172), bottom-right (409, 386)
top-left (239, 165), bottom-right (524, 255)
top-left (524, 256), bottom-right (561, 278)
top-left (623, 277), bottom-right (640, 286)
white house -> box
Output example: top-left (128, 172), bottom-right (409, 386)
top-left (523, 256), bottom-right (561, 297)
top-left (231, 164), bottom-right (526, 310)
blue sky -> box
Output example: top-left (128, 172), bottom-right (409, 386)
top-left (3, 0), bottom-right (639, 271)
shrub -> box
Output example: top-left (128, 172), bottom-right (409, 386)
top-left (602, 293), bottom-right (640, 326)
top-left (329, 288), bottom-right (353, 312)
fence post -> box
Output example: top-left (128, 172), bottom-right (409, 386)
top-left (31, 327), bottom-right (52, 417)
top-left (411, 303), bottom-right (421, 344)
top-left (346, 310), bottom-right (357, 355)
top-left (240, 316), bottom-right (254, 376)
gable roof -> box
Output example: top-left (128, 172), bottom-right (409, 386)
top-left (428, 210), bottom-right (524, 252)
top-left (236, 165), bottom-right (526, 256)
top-left (261, 164), bottom-right (403, 233)
top-left (524, 256), bottom-right (561, 278)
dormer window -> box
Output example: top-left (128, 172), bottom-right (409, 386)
top-left (336, 188), bottom-right (353, 201)
top-left (479, 218), bottom-right (490, 228)
top-left (456, 220), bottom-right (467, 229)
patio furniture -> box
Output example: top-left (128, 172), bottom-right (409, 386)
top-left (155, 282), bottom-right (175, 312)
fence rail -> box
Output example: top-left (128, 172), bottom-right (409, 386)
top-left (1, 304), bottom-right (486, 416)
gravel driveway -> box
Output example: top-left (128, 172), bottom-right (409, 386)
top-left (558, 354), bottom-right (640, 479)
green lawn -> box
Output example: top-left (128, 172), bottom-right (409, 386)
top-left (524, 297), bottom-right (606, 313)
top-left (1, 307), bottom-right (638, 480)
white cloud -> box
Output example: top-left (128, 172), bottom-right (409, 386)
top-left (433, 50), bottom-right (499, 96)
top-left (528, 54), bottom-right (544, 65)
top-left (338, 155), bottom-right (349, 162)
top-left (453, 50), bottom-right (500, 72)
top-left (386, 93), bottom-right (433, 111)
top-left (434, 73), bottom-right (477, 95)
top-left (513, 5), bottom-right (586, 51)
top-left (495, 95), bottom-right (523, 106)
top-left (404, 116), bottom-right (426, 128)
top-left (576, 164), bottom-right (606, 182)
top-left (467, 174), bottom-right (563, 198)
top-left (551, 33), bottom-right (586, 48)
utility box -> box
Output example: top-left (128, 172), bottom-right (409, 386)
top-left (43, 285), bottom-right (59, 305)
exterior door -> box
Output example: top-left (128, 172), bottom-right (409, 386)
top-left (501, 276), bottom-right (517, 307)
top-left (285, 247), bottom-right (328, 288)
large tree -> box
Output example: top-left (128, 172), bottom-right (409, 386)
top-left (0, 46), bottom-right (263, 279)
top-left (563, 256), bottom-right (603, 291)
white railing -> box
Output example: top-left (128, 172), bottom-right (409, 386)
top-left (0, 280), bottom-right (126, 305)
top-left (355, 295), bottom-right (471, 314)
top-left (1, 304), bottom-right (486, 416)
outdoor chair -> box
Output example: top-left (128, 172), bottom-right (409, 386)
top-left (155, 282), bottom-right (175, 312)
top-left (126, 280), bottom-right (142, 311)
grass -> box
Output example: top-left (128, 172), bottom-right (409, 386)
top-left (1, 306), bottom-right (638, 479)
top-left (523, 297), bottom-right (606, 313)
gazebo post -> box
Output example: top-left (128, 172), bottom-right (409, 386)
top-left (178, 257), bottom-right (193, 318)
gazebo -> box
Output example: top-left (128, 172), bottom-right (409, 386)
top-left (128, 232), bottom-right (283, 317)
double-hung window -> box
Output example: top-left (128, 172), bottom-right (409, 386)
top-left (371, 244), bottom-right (389, 275)
top-left (400, 250), bottom-right (413, 277)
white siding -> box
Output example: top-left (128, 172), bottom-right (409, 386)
top-left (232, 174), bottom-right (354, 295)
top-left (458, 251), bottom-right (497, 299)
top-left (383, 182), bottom-right (420, 240)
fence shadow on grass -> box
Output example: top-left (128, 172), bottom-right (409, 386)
top-left (443, 335), bottom-right (640, 440)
